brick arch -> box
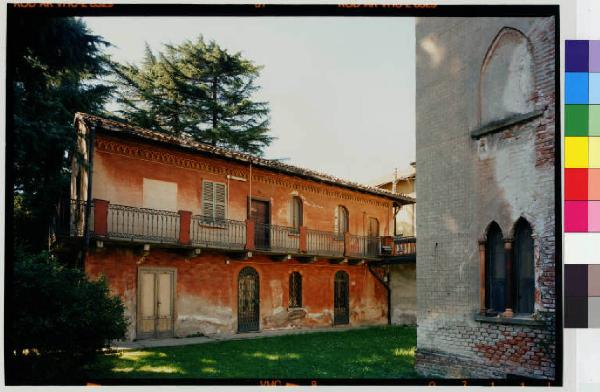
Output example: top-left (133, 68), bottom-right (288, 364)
top-left (508, 215), bottom-right (536, 239)
top-left (480, 220), bottom-right (505, 242)
top-left (478, 27), bottom-right (536, 126)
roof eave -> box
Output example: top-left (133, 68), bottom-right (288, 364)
top-left (75, 112), bottom-right (415, 205)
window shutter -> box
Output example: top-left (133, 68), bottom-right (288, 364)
top-left (215, 182), bottom-right (226, 220)
top-left (202, 181), bottom-right (227, 221)
top-left (202, 180), bottom-right (214, 218)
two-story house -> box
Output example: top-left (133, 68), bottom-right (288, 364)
top-left (64, 113), bottom-right (414, 340)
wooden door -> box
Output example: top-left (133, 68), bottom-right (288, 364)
top-left (250, 199), bottom-right (270, 249)
top-left (238, 267), bottom-right (260, 332)
top-left (137, 268), bottom-right (175, 339)
top-left (367, 217), bottom-right (379, 256)
top-left (334, 271), bottom-right (349, 325)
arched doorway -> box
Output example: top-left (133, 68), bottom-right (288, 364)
top-left (238, 267), bottom-right (259, 332)
top-left (334, 271), bottom-right (349, 325)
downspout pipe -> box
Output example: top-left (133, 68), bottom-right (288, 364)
top-left (368, 264), bottom-right (391, 325)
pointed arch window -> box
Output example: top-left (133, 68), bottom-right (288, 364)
top-left (473, 27), bottom-right (541, 139)
top-left (485, 222), bottom-right (506, 313)
top-left (513, 218), bottom-right (535, 314)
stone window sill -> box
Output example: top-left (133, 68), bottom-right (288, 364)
top-left (474, 313), bottom-right (545, 326)
top-left (470, 108), bottom-right (545, 139)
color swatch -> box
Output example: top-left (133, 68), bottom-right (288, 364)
top-left (565, 265), bottom-right (600, 328)
top-left (565, 40), bottom-right (600, 233)
top-left (564, 41), bottom-right (600, 329)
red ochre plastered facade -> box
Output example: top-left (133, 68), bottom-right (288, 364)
top-left (77, 119), bottom-right (406, 340)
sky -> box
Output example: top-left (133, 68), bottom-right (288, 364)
top-left (83, 17), bottom-right (415, 184)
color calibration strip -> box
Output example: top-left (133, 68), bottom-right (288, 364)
top-left (564, 41), bottom-right (600, 329)
top-left (563, 42), bottom-right (600, 263)
top-left (564, 40), bottom-right (600, 232)
top-left (565, 265), bottom-right (600, 328)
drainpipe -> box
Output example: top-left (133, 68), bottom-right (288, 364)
top-left (82, 122), bottom-right (96, 267)
top-left (248, 162), bottom-right (253, 216)
top-left (368, 264), bottom-right (391, 325)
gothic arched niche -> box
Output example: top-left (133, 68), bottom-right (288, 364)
top-left (480, 28), bottom-right (535, 126)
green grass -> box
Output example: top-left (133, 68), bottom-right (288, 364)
top-left (88, 325), bottom-right (418, 379)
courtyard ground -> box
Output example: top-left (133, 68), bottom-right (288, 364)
top-left (88, 325), bottom-right (417, 379)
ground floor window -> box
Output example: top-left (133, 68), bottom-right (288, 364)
top-left (289, 271), bottom-right (302, 308)
top-left (334, 270), bottom-right (350, 325)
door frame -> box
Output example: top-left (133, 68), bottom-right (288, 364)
top-left (333, 270), bottom-right (350, 326)
top-left (237, 266), bottom-right (260, 333)
top-left (247, 196), bottom-right (271, 222)
top-left (136, 266), bottom-right (177, 339)
top-left (248, 197), bottom-right (271, 250)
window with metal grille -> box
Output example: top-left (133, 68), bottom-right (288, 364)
top-left (291, 197), bottom-right (303, 233)
top-left (485, 222), bottom-right (505, 313)
top-left (202, 180), bottom-right (227, 223)
top-left (288, 271), bottom-right (302, 308)
top-left (513, 218), bottom-right (534, 314)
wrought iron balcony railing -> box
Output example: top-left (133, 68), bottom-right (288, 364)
top-left (394, 236), bottom-right (417, 256)
top-left (191, 215), bottom-right (246, 250)
top-left (107, 204), bottom-right (180, 244)
top-left (346, 234), bottom-right (381, 259)
top-left (306, 229), bottom-right (344, 257)
top-left (254, 223), bottom-right (300, 253)
top-left (58, 199), bottom-right (416, 259)
top-left (52, 199), bottom-right (94, 238)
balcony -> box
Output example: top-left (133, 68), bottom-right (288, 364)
top-left (63, 199), bottom-right (416, 261)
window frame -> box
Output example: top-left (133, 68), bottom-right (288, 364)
top-left (513, 219), bottom-right (535, 315)
top-left (288, 271), bottom-right (303, 309)
top-left (336, 205), bottom-right (349, 239)
top-left (290, 196), bottom-right (303, 233)
top-left (201, 179), bottom-right (228, 224)
top-left (485, 222), bottom-right (506, 314)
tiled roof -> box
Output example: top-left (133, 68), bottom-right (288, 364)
top-left (75, 113), bottom-right (414, 204)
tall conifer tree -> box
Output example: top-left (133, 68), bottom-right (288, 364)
top-left (10, 16), bottom-right (112, 252)
top-left (111, 36), bottom-right (273, 155)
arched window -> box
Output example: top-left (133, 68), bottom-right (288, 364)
top-left (336, 205), bottom-right (349, 238)
top-left (334, 271), bottom-right (349, 325)
top-left (480, 28), bottom-right (535, 126)
top-left (486, 222), bottom-right (506, 313)
top-left (513, 218), bottom-right (535, 314)
top-left (290, 197), bottom-right (303, 233)
top-left (289, 271), bottom-right (302, 308)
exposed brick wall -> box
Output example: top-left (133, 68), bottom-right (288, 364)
top-left (415, 17), bottom-right (556, 379)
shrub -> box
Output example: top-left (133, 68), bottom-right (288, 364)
top-left (6, 252), bottom-right (127, 384)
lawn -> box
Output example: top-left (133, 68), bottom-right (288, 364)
top-left (88, 325), bottom-right (418, 379)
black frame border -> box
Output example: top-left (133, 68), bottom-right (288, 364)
top-left (4, 3), bottom-right (562, 387)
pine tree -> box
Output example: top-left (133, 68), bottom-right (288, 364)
top-left (111, 36), bottom-right (273, 155)
top-left (10, 15), bottom-right (112, 252)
